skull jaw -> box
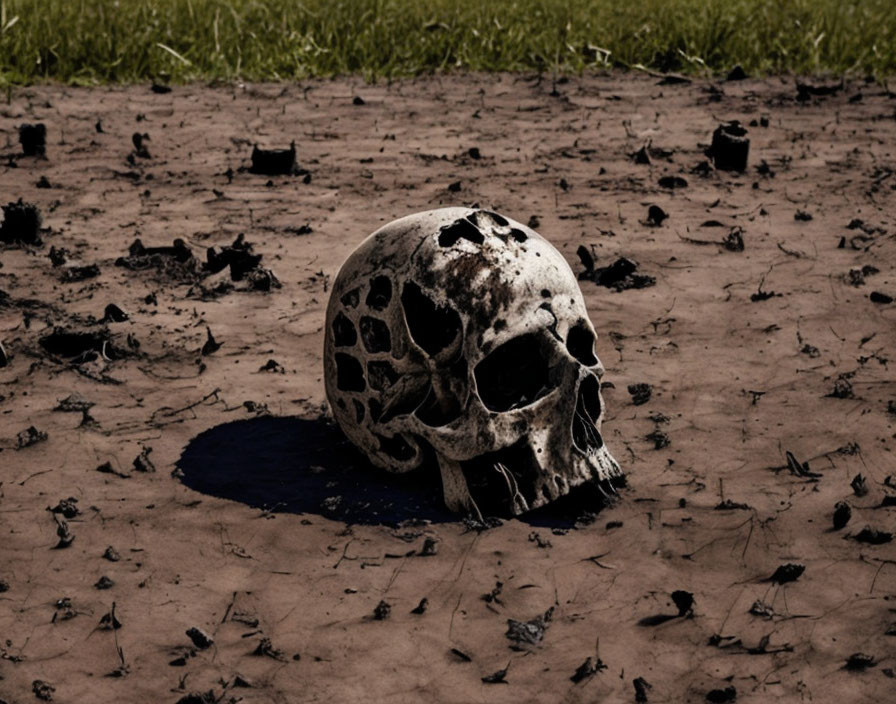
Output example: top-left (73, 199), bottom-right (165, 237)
top-left (437, 438), bottom-right (622, 518)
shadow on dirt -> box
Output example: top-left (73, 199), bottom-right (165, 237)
top-left (177, 416), bottom-right (611, 528)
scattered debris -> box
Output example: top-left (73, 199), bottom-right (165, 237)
top-left (185, 627), bottom-right (214, 650)
top-left (768, 563), bottom-right (804, 584)
top-left (785, 450), bottom-right (821, 479)
top-left (373, 600), bottom-right (391, 620)
top-left (250, 142), bottom-right (297, 175)
top-left (707, 121), bottom-right (749, 171)
top-left (851, 474), bottom-right (868, 497)
top-left (98, 603), bottom-right (122, 630)
top-left (827, 374), bottom-right (855, 399)
top-left (578, 256), bottom-right (656, 291)
top-left (252, 637), bottom-right (285, 660)
top-left (505, 606), bottom-right (553, 649)
top-left (0, 199), bottom-right (42, 245)
top-left (833, 502), bottom-right (852, 530)
top-left (844, 652), bottom-right (876, 671)
top-left (201, 327), bottom-right (222, 356)
top-left (103, 546), bottom-right (121, 562)
top-left (628, 383), bottom-right (652, 405)
top-left (133, 446), bottom-right (155, 473)
top-left (19, 123), bottom-right (47, 157)
top-left (419, 536), bottom-right (439, 556)
top-left (32, 680), bottom-right (55, 701)
top-left (481, 662), bottom-right (510, 684)
top-left (570, 656), bottom-right (607, 683)
top-left (645, 429), bottom-right (670, 450)
top-left (17, 426), bottom-right (48, 449)
top-left (705, 685), bottom-right (737, 703)
top-left (50, 498), bottom-right (79, 519)
top-left (60, 264), bottom-right (100, 283)
top-left (410, 598), bottom-right (428, 614)
top-left (450, 647), bottom-right (472, 662)
top-left (633, 677), bottom-right (652, 702)
top-left (854, 526), bottom-right (892, 545)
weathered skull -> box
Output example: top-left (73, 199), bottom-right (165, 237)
top-left (324, 207), bottom-right (621, 517)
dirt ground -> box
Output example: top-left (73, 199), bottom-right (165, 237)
top-left (1, 72), bottom-right (895, 704)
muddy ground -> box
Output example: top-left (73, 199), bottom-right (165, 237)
top-left (0, 72), bottom-right (895, 703)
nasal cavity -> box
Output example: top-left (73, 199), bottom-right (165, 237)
top-left (566, 321), bottom-right (597, 366)
top-left (572, 374), bottom-right (603, 452)
top-left (474, 334), bottom-right (553, 412)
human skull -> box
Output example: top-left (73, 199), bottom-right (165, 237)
top-left (323, 207), bottom-right (621, 517)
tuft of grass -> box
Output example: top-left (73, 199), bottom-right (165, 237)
top-left (0, 0), bottom-right (894, 85)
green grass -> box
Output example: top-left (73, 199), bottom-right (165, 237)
top-left (1, 0), bottom-right (894, 84)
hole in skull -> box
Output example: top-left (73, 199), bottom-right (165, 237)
top-left (367, 361), bottom-right (400, 391)
top-left (340, 288), bottom-right (360, 308)
top-left (359, 316), bottom-right (391, 353)
top-left (510, 228), bottom-right (527, 243)
top-left (334, 353), bottom-right (366, 392)
top-left (401, 282), bottom-right (462, 356)
top-left (475, 334), bottom-right (556, 412)
top-left (460, 438), bottom-right (541, 515)
top-left (572, 374), bottom-right (604, 454)
top-left (353, 399), bottom-right (365, 423)
top-left (437, 217), bottom-right (484, 247)
top-left (365, 276), bottom-right (392, 311)
top-left (332, 312), bottom-right (357, 347)
top-left (566, 321), bottom-right (598, 366)
top-left (415, 385), bottom-right (463, 427)
top-left (376, 433), bottom-right (417, 462)
top-left (368, 398), bottom-right (383, 423)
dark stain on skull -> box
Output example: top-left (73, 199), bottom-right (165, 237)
top-left (437, 253), bottom-right (515, 334)
top-left (368, 360), bottom-right (400, 391)
top-left (340, 287), bottom-right (361, 308)
top-left (400, 281), bottom-right (462, 356)
top-left (334, 353), bottom-right (366, 392)
top-left (509, 228), bottom-right (527, 243)
top-left (437, 217), bottom-right (484, 247)
top-left (475, 333), bottom-right (555, 412)
top-left (566, 321), bottom-right (598, 366)
top-left (360, 316), bottom-right (391, 353)
top-left (332, 312), bottom-right (357, 347)
top-left (366, 276), bottom-right (392, 311)
top-left (376, 432), bottom-right (417, 462)
top-left (541, 289), bottom-right (551, 298)
top-left (353, 399), bottom-right (365, 423)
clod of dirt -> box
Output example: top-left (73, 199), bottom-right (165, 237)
top-left (133, 446), bottom-right (155, 473)
top-left (259, 359), bottom-right (284, 373)
top-left (726, 65), bottom-right (747, 81)
top-left (54, 519), bottom-right (74, 548)
top-left (250, 142), bottom-right (297, 175)
top-left (579, 256), bottom-right (656, 291)
top-left (201, 327), bottom-right (221, 356)
top-left (768, 563), bottom-right (804, 584)
top-left (115, 238), bottom-right (203, 281)
top-left (95, 576), bottom-right (114, 590)
top-left (796, 80), bottom-right (843, 102)
top-left (48, 246), bottom-right (68, 266)
top-left (373, 600), bottom-right (391, 620)
top-left (646, 205), bottom-right (668, 226)
top-left (833, 502), bottom-right (851, 530)
top-left (253, 637), bottom-right (285, 660)
top-left (671, 590), bottom-right (695, 617)
top-left (658, 175), bottom-right (688, 189)
top-left (851, 474), bottom-right (868, 496)
top-left (847, 265), bottom-right (879, 287)
top-left (175, 692), bottom-right (217, 704)
top-left (828, 375), bottom-right (855, 399)
top-left (854, 526), bottom-right (893, 545)
top-left (870, 291), bottom-right (894, 304)
top-left (706, 685), bottom-right (737, 703)
top-left (98, 604), bottom-right (123, 630)
top-left (60, 264), bottom-right (100, 283)
top-left (628, 383), bottom-right (652, 405)
top-left (16, 425), bottom-right (47, 448)
top-left (103, 546), bottom-right (121, 562)
top-left (481, 663), bottom-right (510, 684)
top-left (645, 429), bottom-right (670, 450)
top-left (707, 122), bottom-right (749, 172)
top-left (505, 606), bottom-right (554, 649)
top-left (54, 393), bottom-right (93, 412)
top-left (723, 227), bottom-right (745, 251)
top-left (132, 132), bottom-right (150, 158)
top-left (570, 656), bottom-right (607, 683)
top-left (844, 653), bottom-right (876, 671)
top-left (50, 498), bottom-right (80, 519)
top-left (419, 536), bottom-right (439, 556)
top-left (352, 95), bottom-right (365, 106)
top-left (205, 233), bottom-right (263, 281)
top-left (633, 677), bottom-right (653, 702)
top-left (0, 199), bottom-right (43, 245)
top-left (150, 83), bottom-right (172, 94)
top-left (19, 123), bottom-right (47, 157)
top-left (794, 210), bottom-right (813, 221)
top-left (32, 679), bottom-right (55, 701)
top-left (185, 627), bottom-right (214, 649)
top-left (411, 598), bottom-right (428, 614)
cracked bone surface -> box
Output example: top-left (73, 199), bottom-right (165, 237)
top-left (323, 207), bottom-right (621, 517)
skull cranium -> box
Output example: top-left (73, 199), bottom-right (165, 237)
top-left (323, 207), bottom-right (621, 517)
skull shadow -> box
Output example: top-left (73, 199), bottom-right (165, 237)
top-left (177, 415), bottom-right (615, 527)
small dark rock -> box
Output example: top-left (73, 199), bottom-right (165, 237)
top-left (150, 83), bottom-right (172, 94)
top-left (0, 199), bottom-right (43, 245)
top-left (851, 474), bottom-right (868, 497)
top-left (36, 175), bottom-right (52, 188)
top-left (726, 65), bottom-right (747, 81)
top-left (103, 304), bottom-right (129, 322)
top-left (133, 446), bottom-right (155, 473)
top-left (51, 498), bottom-right (80, 519)
top-left (833, 502), bottom-right (851, 530)
top-left (628, 383), bottom-right (652, 405)
top-left (671, 590), bottom-right (695, 617)
top-left (420, 536), bottom-right (439, 556)
top-left (505, 606), bottom-right (553, 648)
top-left (707, 121), bottom-right (749, 172)
top-left (411, 598), bottom-right (428, 614)
top-left (32, 680), bottom-right (55, 701)
top-left (794, 210), bottom-right (813, 221)
top-left (570, 656), bottom-right (607, 683)
top-left (95, 576), bottom-right (115, 590)
top-left (870, 291), bottom-right (893, 304)
top-left (19, 123), bottom-right (47, 157)
top-left (17, 425), bottom-right (48, 449)
top-left (769, 563), bottom-right (804, 584)
top-left (658, 175), bottom-right (688, 189)
top-left (646, 205), bottom-right (667, 226)
top-left (481, 663), bottom-right (509, 684)
top-left (352, 95), bottom-right (365, 105)
top-left (186, 627), bottom-right (214, 649)
top-left (250, 142), bottom-right (296, 175)
top-left (706, 686), bottom-right (737, 703)
top-left (103, 546), bottom-right (121, 562)
top-left (633, 676), bottom-right (652, 702)
top-left (845, 652), bottom-right (876, 671)
top-left (854, 526), bottom-right (893, 545)
top-left (373, 600), bottom-right (391, 620)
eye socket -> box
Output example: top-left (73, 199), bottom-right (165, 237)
top-left (400, 282), bottom-right (462, 356)
top-left (474, 334), bottom-right (557, 412)
top-left (566, 321), bottom-right (597, 366)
